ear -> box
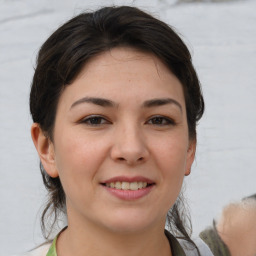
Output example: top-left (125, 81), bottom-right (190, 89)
top-left (31, 123), bottom-right (59, 178)
top-left (185, 139), bottom-right (196, 176)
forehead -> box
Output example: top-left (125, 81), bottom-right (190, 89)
top-left (78, 47), bottom-right (172, 81)
top-left (59, 47), bottom-right (185, 108)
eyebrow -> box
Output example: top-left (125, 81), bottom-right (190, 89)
top-left (70, 96), bottom-right (182, 112)
top-left (70, 97), bottom-right (117, 109)
top-left (143, 98), bottom-right (182, 112)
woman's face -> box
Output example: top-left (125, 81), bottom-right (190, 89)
top-left (44, 47), bottom-right (195, 233)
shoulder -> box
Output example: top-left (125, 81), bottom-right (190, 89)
top-left (165, 229), bottom-right (213, 256)
top-left (178, 236), bottom-right (214, 256)
top-left (194, 237), bottom-right (215, 256)
top-left (11, 243), bottom-right (51, 256)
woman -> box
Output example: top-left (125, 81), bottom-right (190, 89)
top-left (29, 6), bottom-right (212, 256)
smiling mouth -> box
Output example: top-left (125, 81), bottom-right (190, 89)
top-left (102, 181), bottom-right (153, 191)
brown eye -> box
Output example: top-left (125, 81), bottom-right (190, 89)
top-left (147, 116), bottom-right (175, 126)
top-left (81, 115), bottom-right (111, 126)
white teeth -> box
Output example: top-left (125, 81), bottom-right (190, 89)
top-left (105, 181), bottom-right (149, 190)
top-left (115, 181), bottom-right (122, 190)
top-left (130, 182), bottom-right (139, 190)
top-left (121, 182), bottom-right (130, 190)
top-left (138, 181), bottom-right (143, 189)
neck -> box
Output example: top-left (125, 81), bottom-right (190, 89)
top-left (57, 216), bottom-right (172, 256)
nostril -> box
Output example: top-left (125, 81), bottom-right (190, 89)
top-left (116, 156), bottom-right (144, 165)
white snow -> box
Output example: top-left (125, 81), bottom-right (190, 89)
top-left (0, 0), bottom-right (255, 254)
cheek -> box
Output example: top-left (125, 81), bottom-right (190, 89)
top-left (152, 134), bottom-right (189, 173)
top-left (53, 130), bottom-right (109, 190)
top-left (152, 135), bottom-right (189, 208)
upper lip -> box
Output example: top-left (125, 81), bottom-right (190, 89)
top-left (102, 176), bottom-right (155, 184)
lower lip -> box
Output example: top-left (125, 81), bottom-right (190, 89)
top-left (102, 185), bottom-right (154, 200)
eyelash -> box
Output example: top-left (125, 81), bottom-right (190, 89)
top-left (80, 115), bottom-right (175, 127)
top-left (80, 115), bottom-right (111, 126)
top-left (146, 116), bottom-right (175, 126)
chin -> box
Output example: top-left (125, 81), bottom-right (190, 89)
top-left (101, 210), bottom-right (162, 234)
top-left (106, 221), bottom-right (151, 234)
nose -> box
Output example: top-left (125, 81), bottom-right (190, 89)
top-left (110, 123), bottom-right (149, 165)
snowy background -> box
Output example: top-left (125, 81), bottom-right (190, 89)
top-left (0, 0), bottom-right (255, 254)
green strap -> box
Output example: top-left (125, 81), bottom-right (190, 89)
top-left (46, 236), bottom-right (57, 256)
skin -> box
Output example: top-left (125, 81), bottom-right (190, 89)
top-left (31, 47), bottom-right (196, 256)
top-left (217, 201), bottom-right (256, 256)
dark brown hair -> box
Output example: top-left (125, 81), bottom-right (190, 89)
top-left (30, 5), bottom-right (204, 253)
